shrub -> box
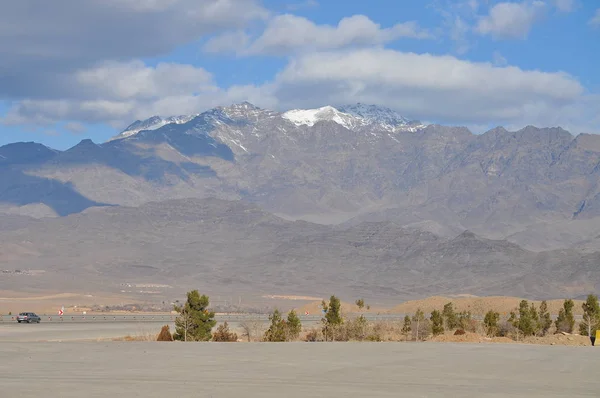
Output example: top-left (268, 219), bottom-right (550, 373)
top-left (304, 328), bottom-right (321, 342)
top-left (213, 322), bottom-right (238, 342)
top-left (157, 325), bottom-right (174, 341)
top-left (454, 329), bottom-right (466, 335)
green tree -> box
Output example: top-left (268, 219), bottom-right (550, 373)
top-left (555, 299), bottom-right (575, 333)
top-left (264, 309), bottom-right (287, 342)
top-left (286, 309), bottom-right (302, 341)
top-left (412, 308), bottom-right (425, 341)
top-left (528, 302), bottom-right (540, 336)
top-left (579, 294), bottom-right (600, 336)
top-left (538, 301), bottom-right (552, 336)
top-left (355, 299), bottom-right (365, 311)
top-left (430, 309), bottom-right (444, 336)
top-left (509, 300), bottom-right (538, 339)
top-left (483, 310), bottom-right (500, 337)
top-left (321, 295), bottom-right (343, 342)
top-left (173, 290), bottom-right (216, 341)
top-left (442, 302), bottom-right (459, 330)
top-left (401, 315), bottom-right (412, 341)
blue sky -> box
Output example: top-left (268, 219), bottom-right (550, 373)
top-left (1, 0), bottom-right (598, 150)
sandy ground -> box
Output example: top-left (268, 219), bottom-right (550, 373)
top-left (0, 342), bottom-right (598, 397)
top-left (1, 291), bottom-right (588, 320)
top-left (0, 290), bottom-right (143, 315)
top-left (0, 321), bottom-right (173, 342)
top-left (430, 331), bottom-right (593, 346)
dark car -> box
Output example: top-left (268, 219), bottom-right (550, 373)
top-left (16, 312), bottom-right (41, 323)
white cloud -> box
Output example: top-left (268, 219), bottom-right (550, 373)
top-left (64, 122), bottom-right (87, 135)
top-left (0, 0), bottom-right (268, 100)
top-left (75, 61), bottom-right (217, 100)
top-left (476, 1), bottom-right (546, 39)
top-left (286, 0), bottom-right (319, 10)
top-left (203, 31), bottom-right (251, 54)
top-left (4, 48), bottom-right (597, 136)
top-left (591, 9), bottom-right (600, 27)
top-left (492, 51), bottom-right (508, 66)
top-left (1, 61), bottom-right (273, 130)
top-left (553, 0), bottom-right (575, 12)
top-left (244, 14), bottom-right (432, 55)
top-left (270, 48), bottom-right (587, 128)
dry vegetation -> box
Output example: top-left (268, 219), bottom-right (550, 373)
top-left (386, 296), bottom-right (587, 317)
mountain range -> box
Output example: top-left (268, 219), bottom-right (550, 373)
top-left (1, 102), bottom-right (600, 302)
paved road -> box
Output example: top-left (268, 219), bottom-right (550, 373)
top-left (0, 320), bottom-right (322, 342)
top-left (0, 313), bottom-right (409, 323)
top-left (0, 321), bottom-right (176, 342)
top-left (0, 342), bottom-right (597, 397)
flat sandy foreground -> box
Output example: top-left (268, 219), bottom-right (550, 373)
top-left (0, 341), bottom-right (598, 397)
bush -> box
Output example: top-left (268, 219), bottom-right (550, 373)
top-left (157, 325), bottom-right (173, 341)
top-left (304, 328), bottom-right (321, 342)
top-left (212, 322), bottom-right (238, 342)
top-left (454, 329), bottom-right (466, 335)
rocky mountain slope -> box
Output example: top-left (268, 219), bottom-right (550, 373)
top-left (1, 198), bottom-right (597, 302)
top-left (1, 102), bottom-right (600, 253)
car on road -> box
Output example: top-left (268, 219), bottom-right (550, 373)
top-left (16, 312), bottom-right (41, 323)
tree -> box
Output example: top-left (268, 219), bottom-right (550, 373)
top-left (538, 301), bottom-right (552, 336)
top-left (483, 310), bottom-right (500, 337)
top-left (442, 302), bottom-right (459, 330)
top-left (322, 295), bottom-right (343, 342)
top-left (528, 302), bottom-right (540, 337)
top-left (264, 309), bottom-right (287, 342)
top-left (509, 300), bottom-right (538, 339)
top-left (555, 299), bottom-right (575, 333)
top-left (213, 322), bottom-right (238, 342)
top-left (173, 290), bottom-right (216, 341)
top-left (239, 320), bottom-right (264, 342)
top-left (355, 299), bottom-right (365, 311)
top-left (579, 294), bottom-right (600, 337)
top-left (430, 310), bottom-right (444, 336)
top-left (286, 309), bottom-right (302, 341)
top-left (412, 308), bottom-right (425, 341)
top-left (401, 315), bottom-right (412, 341)
top-left (457, 310), bottom-right (474, 332)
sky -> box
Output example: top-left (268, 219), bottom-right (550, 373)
top-left (0, 0), bottom-right (599, 150)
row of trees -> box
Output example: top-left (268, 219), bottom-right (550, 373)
top-left (161, 290), bottom-right (600, 343)
top-left (480, 295), bottom-right (600, 339)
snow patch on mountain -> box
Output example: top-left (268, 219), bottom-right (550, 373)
top-left (110, 114), bottom-right (199, 141)
top-left (282, 104), bottom-right (426, 132)
top-left (282, 106), bottom-right (361, 129)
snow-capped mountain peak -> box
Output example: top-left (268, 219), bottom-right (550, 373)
top-left (282, 106), bottom-right (362, 130)
top-left (109, 114), bottom-right (199, 141)
top-left (282, 104), bottom-right (426, 132)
